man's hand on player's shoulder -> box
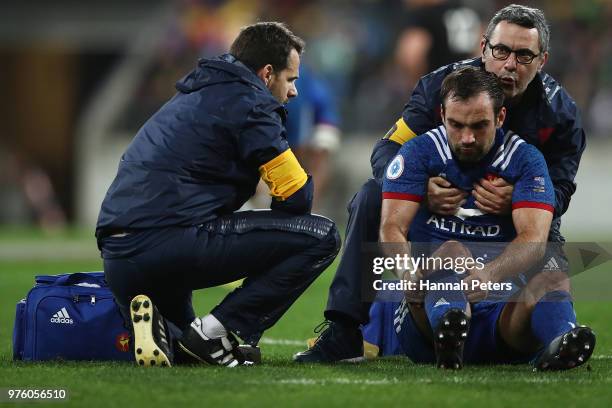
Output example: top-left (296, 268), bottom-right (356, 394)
top-left (473, 177), bottom-right (514, 215)
top-left (426, 177), bottom-right (467, 215)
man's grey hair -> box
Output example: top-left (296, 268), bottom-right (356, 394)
top-left (484, 4), bottom-right (550, 52)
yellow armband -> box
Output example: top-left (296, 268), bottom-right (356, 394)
top-left (259, 149), bottom-right (308, 201)
top-left (384, 117), bottom-right (417, 145)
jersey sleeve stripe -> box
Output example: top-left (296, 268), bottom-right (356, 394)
top-left (493, 132), bottom-right (519, 167)
top-left (512, 201), bottom-right (554, 213)
top-left (491, 131), bottom-right (511, 165)
top-left (491, 143), bottom-right (506, 166)
top-left (500, 138), bottom-right (525, 170)
top-left (492, 130), bottom-right (515, 166)
top-left (506, 134), bottom-right (522, 152)
top-left (382, 192), bottom-right (423, 202)
top-left (433, 127), bottom-right (452, 159)
top-left (427, 131), bottom-right (449, 164)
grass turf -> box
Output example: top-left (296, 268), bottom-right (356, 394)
top-left (1, 237), bottom-right (612, 407)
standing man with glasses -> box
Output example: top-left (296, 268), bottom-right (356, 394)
top-left (295, 4), bottom-right (586, 363)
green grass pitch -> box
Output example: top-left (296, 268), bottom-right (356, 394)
top-left (1, 232), bottom-right (612, 407)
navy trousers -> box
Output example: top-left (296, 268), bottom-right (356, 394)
top-left (325, 178), bottom-right (381, 324)
top-left (324, 178), bottom-right (567, 326)
top-left (100, 210), bottom-right (340, 345)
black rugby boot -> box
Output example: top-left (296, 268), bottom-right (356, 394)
top-left (293, 321), bottom-right (364, 363)
top-left (433, 308), bottom-right (470, 370)
top-left (178, 318), bottom-right (246, 367)
top-left (130, 295), bottom-right (173, 367)
top-left (533, 326), bottom-right (596, 371)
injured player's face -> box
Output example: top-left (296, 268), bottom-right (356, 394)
top-left (443, 92), bottom-right (506, 163)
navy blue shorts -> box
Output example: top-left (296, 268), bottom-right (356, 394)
top-left (363, 300), bottom-right (534, 364)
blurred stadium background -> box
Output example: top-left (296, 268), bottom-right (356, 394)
top-left (1, 0), bottom-right (611, 240)
top-left (1, 2), bottom-right (612, 404)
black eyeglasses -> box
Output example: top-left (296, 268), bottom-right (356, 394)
top-left (485, 39), bottom-right (540, 65)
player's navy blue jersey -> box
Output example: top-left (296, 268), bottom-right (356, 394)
top-left (373, 57), bottom-right (586, 217)
top-left (97, 54), bottom-right (311, 235)
top-left (383, 126), bottom-right (554, 249)
top-left (284, 66), bottom-right (339, 148)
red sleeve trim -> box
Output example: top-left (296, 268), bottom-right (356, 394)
top-left (382, 192), bottom-right (423, 202)
top-left (512, 201), bottom-right (554, 213)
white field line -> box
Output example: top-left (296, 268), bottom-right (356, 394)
top-left (259, 338), bottom-right (612, 363)
top-left (248, 378), bottom-right (402, 386)
top-left (0, 242), bottom-right (99, 260)
top-left (259, 338), bottom-right (304, 346)
top-left (245, 375), bottom-right (612, 386)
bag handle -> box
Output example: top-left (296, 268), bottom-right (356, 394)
top-left (36, 272), bottom-right (107, 287)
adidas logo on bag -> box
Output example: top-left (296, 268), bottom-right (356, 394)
top-left (50, 307), bottom-right (74, 324)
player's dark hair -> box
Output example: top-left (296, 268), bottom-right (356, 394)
top-left (485, 4), bottom-right (550, 52)
top-left (230, 22), bottom-right (305, 73)
top-left (440, 66), bottom-right (505, 114)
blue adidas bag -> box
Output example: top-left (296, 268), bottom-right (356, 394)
top-left (12, 272), bottom-right (133, 362)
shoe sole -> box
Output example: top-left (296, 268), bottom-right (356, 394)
top-left (292, 351), bottom-right (365, 364)
top-left (177, 326), bottom-right (243, 367)
top-left (338, 356), bottom-right (366, 363)
top-left (238, 345), bottom-right (261, 364)
top-left (534, 326), bottom-right (596, 371)
top-left (177, 341), bottom-right (241, 367)
top-left (434, 308), bottom-right (470, 370)
top-left (176, 341), bottom-right (209, 364)
top-left (130, 295), bottom-right (172, 367)
top-left (305, 337), bottom-right (369, 362)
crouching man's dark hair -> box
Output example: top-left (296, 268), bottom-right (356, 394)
top-left (230, 22), bottom-right (305, 72)
top-left (441, 66), bottom-right (505, 114)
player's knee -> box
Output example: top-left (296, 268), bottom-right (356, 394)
top-left (432, 240), bottom-right (472, 260)
top-left (525, 270), bottom-right (571, 304)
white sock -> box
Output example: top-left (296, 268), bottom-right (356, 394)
top-left (200, 314), bottom-right (227, 339)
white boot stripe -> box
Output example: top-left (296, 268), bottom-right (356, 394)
top-left (220, 354), bottom-right (234, 365)
top-left (221, 337), bottom-right (233, 351)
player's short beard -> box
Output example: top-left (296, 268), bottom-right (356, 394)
top-left (450, 137), bottom-right (494, 163)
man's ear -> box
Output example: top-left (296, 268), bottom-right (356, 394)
top-left (538, 51), bottom-right (548, 72)
top-left (496, 106), bottom-right (507, 128)
top-left (256, 64), bottom-right (274, 87)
